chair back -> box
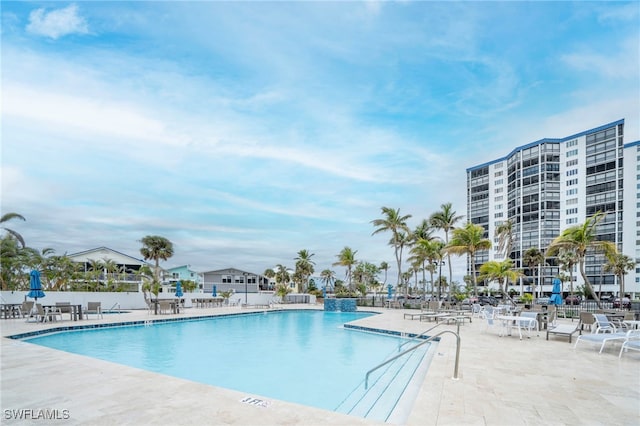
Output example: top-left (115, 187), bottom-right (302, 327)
top-left (87, 302), bottom-right (101, 311)
top-left (593, 314), bottom-right (616, 333)
top-left (520, 311), bottom-right (537, 319)
top-left (56, 302), bottom-right (72, 313)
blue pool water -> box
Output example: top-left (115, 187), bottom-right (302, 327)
top-left (25, 311), bottom-right (429, 416)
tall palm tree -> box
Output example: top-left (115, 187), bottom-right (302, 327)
top-left (294, 249), bottom-right (315, 293)
top-left (1, 212), bottom-right (26, 247)
top-left (479, 259), bottom-right (522, 303)
top-left (494, 219), bottom-right (515, 260)
top-left (371, 207), bottom-right (412, 288)
top-left (444, 222), bottom-right (491, 297)
top-left (523, 248), bottom-right (545, 300)
top-left (409, 238), bottom-right (443, 300)
top-left (139, 235), bottom-right (174, 285)
top-left (379, 261), bottom-right (389, 287)
top-left (430, 203), bottom-right (463, 292)
top-left (557, 248), bottom-right (579, 297)
top-left (547, 212), bottom-right (616, 308)
top-left (333, 246), bottom-right (358, 291)
top-left (603, 252), bottom-right (636, 300)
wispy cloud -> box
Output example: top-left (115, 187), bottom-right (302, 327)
top-left (26, 4), bottom-right (89, 39)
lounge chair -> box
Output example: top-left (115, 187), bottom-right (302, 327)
top-left (85, 302), bottom-right (103, 319)
top-left (619, 330), bottom-right (640, 358)
top-left (546, 322), bottom-right (581, 343)
top-left (592, 314), bottom-right (618, 334)
top-left (574, 329), bottom-right (629, 354)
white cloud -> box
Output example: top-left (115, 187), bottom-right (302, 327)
top-left (26, 4), bottom-right (89, 39)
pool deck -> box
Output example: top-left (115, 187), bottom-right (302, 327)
top-left (1, 305), bottom-right (639, 425)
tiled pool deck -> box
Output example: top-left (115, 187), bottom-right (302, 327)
top-left (1, 305), bottom-right (639, 425)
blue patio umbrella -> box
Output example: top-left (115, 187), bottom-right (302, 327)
top-left (212, 285), bottom-right (217, 297)
top-left (28, 270), bottom-right (45, 301)
top-left (549, 278), bottom-right (563, 305)
top-left (175, 281), bottom-right (184, 298)
top-left (387, 284), bottom-right (393, 299)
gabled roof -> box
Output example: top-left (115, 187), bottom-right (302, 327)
top-left (67, 247), bottom-right (149, 265)
top-left (201, 267), bottom-right (257, 276)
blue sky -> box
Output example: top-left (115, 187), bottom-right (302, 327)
top-left (2, 1), bottom-right (639, 285)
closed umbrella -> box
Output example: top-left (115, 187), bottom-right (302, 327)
top-left (27, 270), bottom-right (45, 318)
top-left (212, 285), bottom-right (217, 298)
top-left (549, 278), bottom-right (563, 305)
top-left (175, 281), bottom-right (183, 298)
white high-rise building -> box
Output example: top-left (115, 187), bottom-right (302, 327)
top-left (466, 118), bottom-right (639, 299)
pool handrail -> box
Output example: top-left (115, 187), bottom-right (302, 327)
top-left (365, 330), bottom-right (460, 389)
top-left (397, 322), bottom-right (447, 351)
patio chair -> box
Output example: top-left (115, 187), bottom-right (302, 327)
top-left (519, 311), bottom-right (540, 335)
top-left (35, 303), bottom-right (62, 323)
top-left (20, 301), bottom-right (35, 321)
top-left (158, 300), bottom-right (172, 315)
top-left (85, 302), bottom-right (103, 319)
top-left (579, 311), bottom-right (595, 332)
top-left (593, 314), bottom-right (617, 334)
top-left (55, 302), bottom-right (73, 321)
top-left (618, 330), bottom-right (640, 358)
top-left (471, 304), bottom-right (482, 318)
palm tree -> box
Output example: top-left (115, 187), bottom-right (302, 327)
top-left (494, 219), bottom-right (514, 260)
top-left (294, 249), bottom-right (315, 293)
top-left (333, 246), bottom-right (358, 291)
top-left (263, 268), bottom-right (275, 290)
top-left (523, 248), bottom-right (545, 301)
top-left (547, 212), bottom-right (616, 308)
top-left (479, 259), bottom-right (522, 303)
top-left (430, 203), bottom-right (463, 292)
top-left (0, 212), bottom-right (26, 247)
top-left (557, 248), bottom-right (579, 298)
top-left (603, 252), bottom-right (636, 300)
top-left (444, 222), bottom-right (491, 297)
top-left (139, 235), bottom-right (174, 286)
top-left (320, 269), bottom-right (336, 293)
top-left (371, 207), bottom-right (412, 289)
top-left (409, 238), bottom-right (443, 300)
top-left (379, 261), bottom-right (389, 287)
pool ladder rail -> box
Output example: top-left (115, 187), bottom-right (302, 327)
top-left (336, 324), bottom-right (460, 422)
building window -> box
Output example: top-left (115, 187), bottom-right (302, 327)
top-left (566, 178), bottom-right (578, 186)
top-left (566, 149), bottom-right (578, 157)
top-left (566, 208), bottom-right (578, 215)
top-left (566, 188), bottom-right (578, 195)
top-left (566, 169), bottom-right (578, 176)
top-left (566, 159), bottom-right (578, 167)
top-left (566, 139), bottom-right (578, 148)
top-left (566, 198), bottom-right (578, 205)
top-left (566, 218), bottom-right (578, 224)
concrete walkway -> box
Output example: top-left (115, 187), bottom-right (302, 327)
top-left (1, 306), bottom-right (638, 425)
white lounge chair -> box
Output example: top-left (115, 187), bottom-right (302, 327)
top-left (574, 329), bottom-right (628, 354)
top-left (592, 314), bottom-right (617, 334)
top-left (619, 330), bottom-right (640, 358)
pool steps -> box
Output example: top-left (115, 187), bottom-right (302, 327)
top-left (335, 341), bottom-right (430, 422)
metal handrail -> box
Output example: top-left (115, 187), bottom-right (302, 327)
top-left (397, 322), bottom-right (447, 351)
top-left (365, 330), bottom-right (460, 389)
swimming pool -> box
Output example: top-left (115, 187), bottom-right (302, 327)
top-left (25, 310), bottom-right (432, 421)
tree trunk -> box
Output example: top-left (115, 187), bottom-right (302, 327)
top-left (580, 260), bottom-right (601, 308)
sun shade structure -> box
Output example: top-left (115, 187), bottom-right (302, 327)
top-left (175, 281), bottom-right (183, 298)
top-left (549, 278), bottom-right (563, 305)
top-left (212, 285), bottom-right (217, 297)
top-left (27, 270), bottom-right (45, 301)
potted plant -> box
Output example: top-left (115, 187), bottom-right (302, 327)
top-left (521, 293), bottom-right (533, 309)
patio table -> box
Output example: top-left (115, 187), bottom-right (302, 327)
top-left (496, 315), bottom-right (538, 340)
